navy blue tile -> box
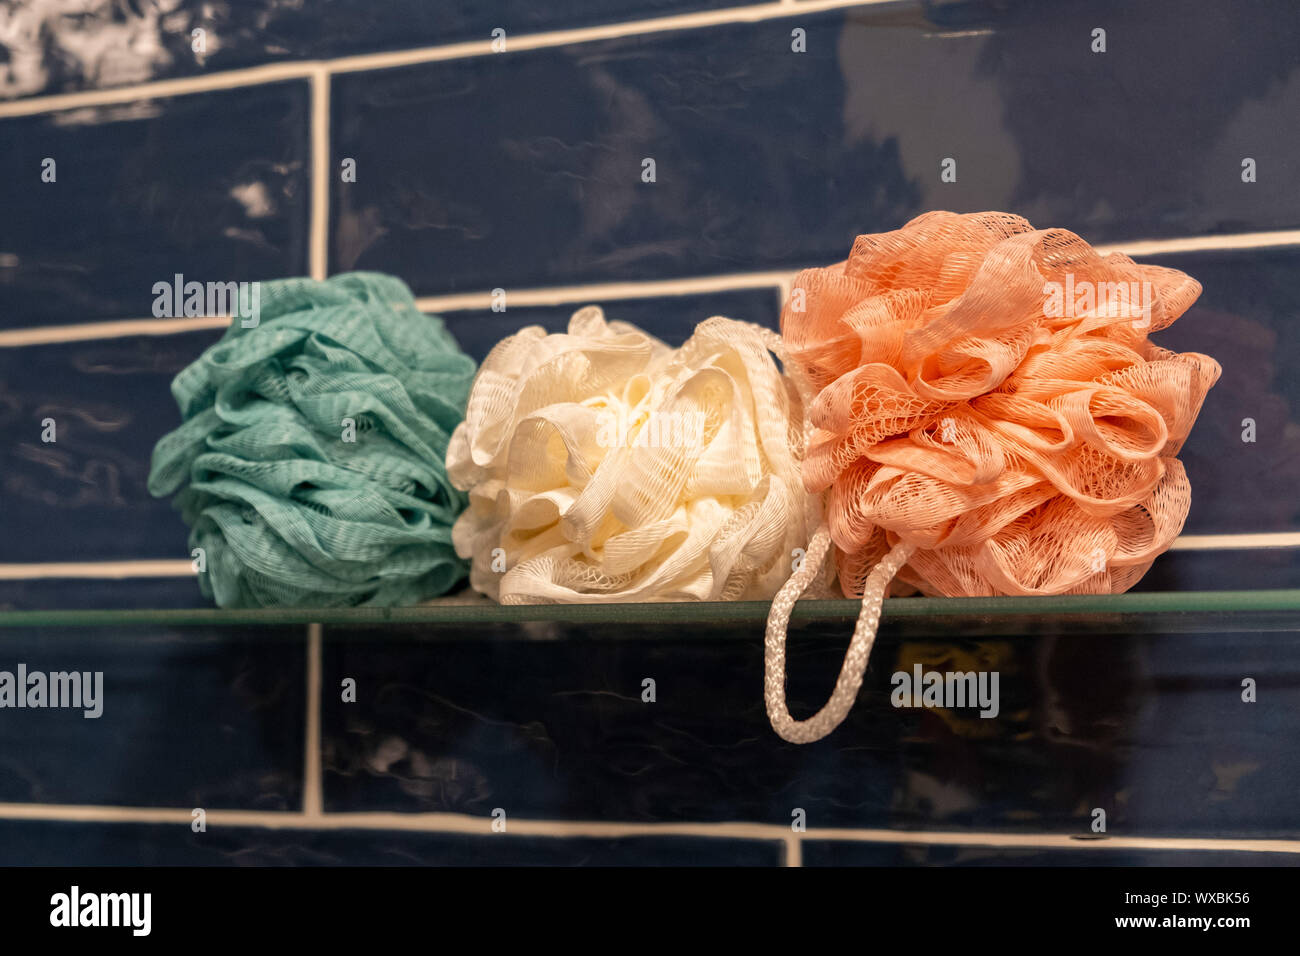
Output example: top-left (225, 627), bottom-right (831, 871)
top-left (1130, 549), bottom-right (1300, 593)
top-left (320, 619), bottom-right (1300, 837)
top-left (802, 841), bottom-right (1298, 867)
top-left (0, 0), bottom-right (749, 100)
top-left (0, 820), bottom-right (781, 866)
top-left (331, 0), bottom-right (1300, 294)
top-left (0, 82), bottom-right (310, 327)
top-left (0, 627), bottom-right (304, 809)
top-left (439, 287), bottom-right (781, 362)
top-left (1137, 247), bottom-right (1300, 534)
top-left (0, 576), bottom-right (207, 612)
top-left (0, 329), bottom-right (221, 563)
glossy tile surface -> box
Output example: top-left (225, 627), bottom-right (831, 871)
top-left (331, 0), bottom-right (1300, 294)
top-left (0, 0), bottom-right (747, 100)
top-left (321, 621), bottom-right (1300, 836)
top-left (0, 820), bottom-right (782, 866)
top-left (0, 330), bottom-right (221, 563)
top-left (0, 82), bottom-right (310, 327)
top-left (0, 627), bottom-right (305, 808)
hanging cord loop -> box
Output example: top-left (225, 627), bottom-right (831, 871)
top-left (765, 526), bottom-right (914, 744)
top-left (756, 321), bottom-right (913, 743)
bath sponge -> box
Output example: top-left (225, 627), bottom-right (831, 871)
top-left (446, 306), bottom-right (820, 603)
top-left (766, 211), bottom-right (1220, 742)
top-left (148, 272), bottom-right (476, 608)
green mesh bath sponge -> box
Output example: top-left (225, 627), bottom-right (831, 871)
top-left (148, 272), bottom-right (477, 608)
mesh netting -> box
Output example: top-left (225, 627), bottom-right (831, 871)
top-left (446, 306), bottom-right (822, 603)
top-left (782, 210), bottom-right (1221, 598)
top-left (148, 272), bottom-right (477, 608)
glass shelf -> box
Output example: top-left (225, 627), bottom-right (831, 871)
top-left (4, 589), bottom-right (1299, 636)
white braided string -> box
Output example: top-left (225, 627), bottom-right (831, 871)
top-left (764, 526), bottom-right (915, 744)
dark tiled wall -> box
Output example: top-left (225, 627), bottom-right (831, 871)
top-left (0, 627), bottom-right (304, 809)
top-left (0, 330), bottom-right (218, 562)
top-left (320, 620), bottom-right (1300, 838)
top-left (0, 84), bottom-right (311, 327)
top-left (331, 1), bottom-right (1300, 291)
top-left (0, 0), bottom-right (1297, 867)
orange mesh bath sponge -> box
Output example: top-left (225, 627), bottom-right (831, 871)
top-left (765, 211), bottom-right (1220, 743)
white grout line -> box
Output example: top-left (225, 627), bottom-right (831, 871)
top-left (923, 29), bottom-right (994, 39)
top-left (309, 67), bottom-right (331, 282)
top-left (785, 835), bottom-right (802, 866)
top-left (0, 60), bottom-right (320, 118)
top-left (0, 801), bottom-right (1296, 856)
top-left (776, 275), bottom-right (793, 312)
top-left (419, 271), bottom-right (793, 313)
top-left (303, 624), bottom-right (324, 818)
top-left (0, 802), bottom-right (786, 839)
top-left (5, 222), bottom-right (1300, 349)
top-left (1095, 230), bottom-right (1300, 257)
top-left (0, 560), bottom-right (194, 581)
top-left (0, 0), bottom-right (895, 121)
top-left (0, 316), bottom-right (229, 348)
top-left (2, 531), bottom-right (1296, 582)
top-left (0, 273), bottom-right (791, 348)
top-left (1170, 533), bottom-right (1300, 551)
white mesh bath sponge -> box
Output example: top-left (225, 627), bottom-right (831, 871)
top-left (446, 306), bottom-right (819, 603)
